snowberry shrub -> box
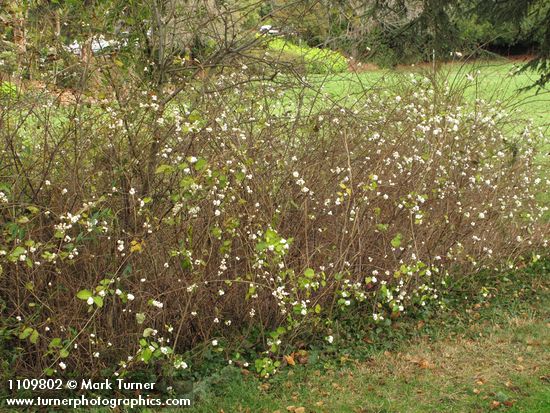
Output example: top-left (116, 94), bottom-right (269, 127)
top-left (0, 71), bottom-right (548, 378)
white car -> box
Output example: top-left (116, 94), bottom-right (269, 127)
top-left (259, 25), bottom-right (279, 35)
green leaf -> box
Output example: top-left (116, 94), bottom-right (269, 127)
top-left (49, 338), bottom-right (62, 349)
top-left (304, 268), bottom-right (315, 279)
top-left (29, 329), bottom-right (39, 344)
top-left (135, 313), bottom-right (146, 324)
top-left (155, 164), bottom-right (174, 174)
top-left (211, 226), bottom-right (222, 239)
top-left (188, 110), bottom-right (202, 123)
top-left (179, 177), bottom-right (195, 190)
top-left (19, 327), bottom-right (33, 340)
top-left (76, 289), bottom-right (92, 300)
top-left (180, 257), bottom-right (192, 271)
top-left (26, 206), bottom-right (40, 215)
top-left (93, 296), bottom-right (104, 308)
top-left (17, 216), bottom-right (30, 224)
top-left (391, 233), bottom-right (403, 248)
top-left (59, 348), bottom-right (69, 358)
top-left (376, 223), bottom-right (388, 232)
top-left (141, 348), bottom-right (153, 363)
top-left (10, 246), bottom-right (26, 259)
top-left (194, 158), bottom-right (207, 172)
top-left (235, 171), bottom-right (245, 183)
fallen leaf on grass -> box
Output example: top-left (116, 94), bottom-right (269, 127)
top-left (475, 377), bottom-right (486, 386)
top-left (290, 350), bottom-right (309, 365)
top-left (418, 358), bottom-right (434, 369)
top-left (286, 407), bottom-right (305, 413)
top-left (284, 354), bottom-right (296, 366)
top-left (406, 355), bottom-right (434, 369)
top-left (490, 400), bottom-right (501, 409)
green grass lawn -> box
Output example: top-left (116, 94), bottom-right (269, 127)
top-left (308, 59), bottom-right (550, 131)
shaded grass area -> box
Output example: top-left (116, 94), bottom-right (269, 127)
top-left (177, 261), bottom-right (550, 413)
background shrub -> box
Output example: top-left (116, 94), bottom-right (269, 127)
top-left (265, 37), bottom-right (348, 74)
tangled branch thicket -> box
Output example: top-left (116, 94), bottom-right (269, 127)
top-left (1, 63), bottom-right (548, 379)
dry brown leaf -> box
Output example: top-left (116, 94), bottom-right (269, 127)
top-left (295, 350), bottom-right (308, 365)
top-left (294, 408), bottom-right (305, 413)
top-left (408, 356), bottom-right (434, 369)
top-left (490, 400), bottom-right (501, 410)
top-left (284, 354), bottom-right (296, 366)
